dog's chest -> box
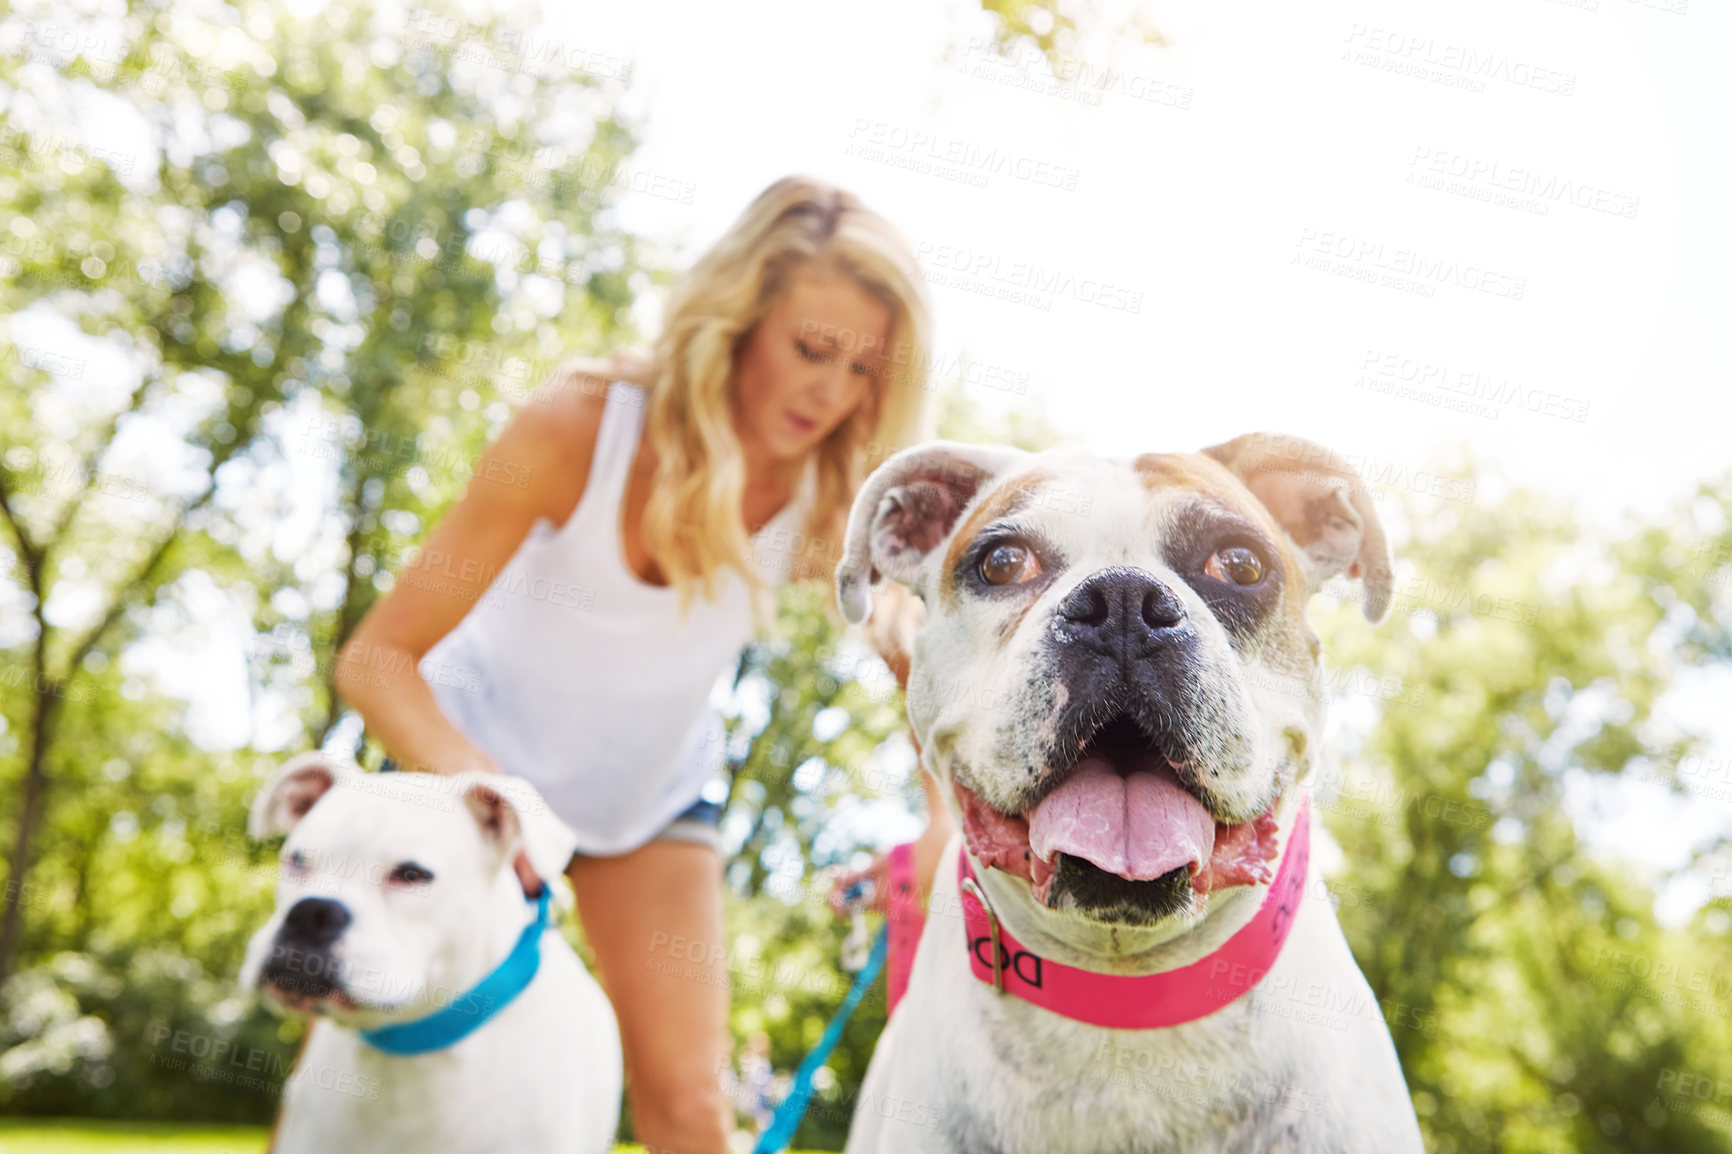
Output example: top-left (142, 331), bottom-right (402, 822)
top-left (935, 1061), bottom-right (1327, 1154)
top-left (285, 1034), bottom-right (557, 1152)
top-left (934, 1004), bottom-right (1278, 1154)
top-left (896, 903), bottom-right (1345, 1154)
top-left (278, 970), bottom-right (609, 1154)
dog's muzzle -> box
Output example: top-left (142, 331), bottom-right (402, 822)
top-left (954, 567), bottom-right (1281, 925)
top-left (259, 897), bottom-right (352, 1003)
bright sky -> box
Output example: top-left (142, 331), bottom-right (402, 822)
top-left (555, 0), bottom-right (1730, 519)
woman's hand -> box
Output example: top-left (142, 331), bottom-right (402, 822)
top-left (827, 851), bottom-right (892, 916)
top-left (469, 760), bottom-right (548, 898)
top-left (441, 749), bottom-right (547, 898)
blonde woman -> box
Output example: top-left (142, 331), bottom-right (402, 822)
top-left (334, 176), bottom-right (951, 1153)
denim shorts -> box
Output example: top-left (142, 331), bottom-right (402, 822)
top-left (377, 757), bottom-right (724, 854)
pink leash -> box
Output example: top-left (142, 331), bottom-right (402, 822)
top-left (885, 841), bottom-right (925, 1015)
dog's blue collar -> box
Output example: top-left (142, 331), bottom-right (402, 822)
top-left (359, 887), bottom-right (551, 1056)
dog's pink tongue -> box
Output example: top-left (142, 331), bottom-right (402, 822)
top-left (1029, 759), bottom-right (1216, 880)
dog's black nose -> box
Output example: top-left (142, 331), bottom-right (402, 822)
top-left (280, 897), bottom-right (352, 946)
top-left (1056, 567), bottom-right (1188, 654)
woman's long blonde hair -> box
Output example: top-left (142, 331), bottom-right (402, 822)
top-left (639, 175), bottom-right (933, 611)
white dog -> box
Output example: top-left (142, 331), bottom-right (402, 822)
top-left (837, 435), bottom-right (1425, 1153)
top-left (242, 753), bottom-right (621, 1153)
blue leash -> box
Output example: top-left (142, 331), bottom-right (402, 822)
top-left (751, 924), bottom-right (887, 1154)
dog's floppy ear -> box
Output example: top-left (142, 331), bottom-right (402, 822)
top-left (249, 751), bottom-right (353, 839)
top-left (455, 773), bottom-right (579, 885)
top-left (836, 440), bottom-right (1031, 624)
top-left (1201, 432), bottom-right (1394, 623)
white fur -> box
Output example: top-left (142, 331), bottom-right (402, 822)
top-left (847, 831), bottom-right (1419, 1154)
top-left (242, 756), bottom-right (621, 1154)
top-left (839, 445), bottom-right (1424, 1154)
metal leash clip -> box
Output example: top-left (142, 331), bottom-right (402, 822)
top-left (839, 876), bottom-right (873, 973)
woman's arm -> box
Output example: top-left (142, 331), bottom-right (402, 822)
top-left (332, 362), bottom-right (614, 776)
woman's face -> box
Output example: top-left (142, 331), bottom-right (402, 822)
top-left (733, 268), bottom-right (894, 465)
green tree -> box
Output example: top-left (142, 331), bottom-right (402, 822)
top-left (1, 0), bottom-right (649, 1115)
top-left (1314, 473), bottom-right (1732, 1153)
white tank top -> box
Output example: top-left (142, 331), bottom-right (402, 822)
top-left (419, 381), bottom-right (813, 855)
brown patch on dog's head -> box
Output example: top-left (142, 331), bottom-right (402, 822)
top-left (1131, 452), bottom-right (1239, 498)
top-left (1133, 451), bottom-right (1318, 662)
top-left (1200, 433), bottom-right (1393, 622)
top-left (939, 469), bottom-right (1052, 612)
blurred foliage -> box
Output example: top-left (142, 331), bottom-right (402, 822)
top-left (974, 0), bottom-right (1166, 62)
top-left (1, 0), bottom-right (650, 1120)
top-left (969, 0), bottom-right (1170, 89)
top-left (1309, 479), bottom-right (1732, 1153)
top-left (3, 0), bottom-right (1732, 1151)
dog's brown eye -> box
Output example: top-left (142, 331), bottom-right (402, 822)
top-left (1205, 546), bottom-right (1265, 586)
top-left (389, 862), bottom-right (434, 885)
top-left (979, 543), bottom-right (1041, 586)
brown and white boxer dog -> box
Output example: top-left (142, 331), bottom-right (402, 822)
top-left (837, 435), bottom-right (1423, 1154)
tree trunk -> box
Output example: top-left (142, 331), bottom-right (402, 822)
top-left (0, 681), bottom-right (59, 983)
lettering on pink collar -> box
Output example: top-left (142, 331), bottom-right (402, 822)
top-left (958, 793), bottom-right (1312, 1029)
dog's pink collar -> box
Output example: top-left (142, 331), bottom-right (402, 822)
top-left (957, 792), bottom-right (1311, 1029)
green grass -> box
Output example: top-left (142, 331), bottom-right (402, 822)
top-left (0, 1120), bottom-right (267, 1152)
top-left (0, 1122), bottom-right (827, 1153)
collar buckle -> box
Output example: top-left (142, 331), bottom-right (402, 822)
top-left (958, 871), bottom-right (1004, 994)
